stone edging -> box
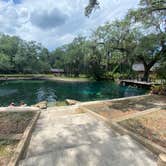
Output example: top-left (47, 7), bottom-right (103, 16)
top-left (80, 106), bottom-right (166, 155)
top-left (8, 111), bottom-right (40, 166)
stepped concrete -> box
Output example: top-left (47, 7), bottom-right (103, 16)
top-left (19, 107), bottom-right (157, 166)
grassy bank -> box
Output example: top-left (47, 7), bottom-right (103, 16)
top-left (0, 74), bottom-right (91, 82)
top-left (0, 74), bottom-right (54, 78)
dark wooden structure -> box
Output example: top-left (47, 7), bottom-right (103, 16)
top-left (50, 69), bottom-right (64, 76)
top-left (120, 80), bottom-right (159, 89)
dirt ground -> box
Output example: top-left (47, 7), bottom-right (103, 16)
top-left (0, 111), bottom-right (35, 165)
top-left (85, 95), bottom-right (166, 119)
top-left (0, 112), bottom-right (34, 135)
top-left (119, 110), bottom-right (166, 148)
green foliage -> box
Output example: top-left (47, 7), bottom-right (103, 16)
top-left (50, 4), bottom-right (165, 80)
top-left (50, 36), bottom-right (88, 77)
top-left (151, 84), bottom-right (166, 95)
top-left (85, 0), bottom-right (166, 17)
top-left (0, 34), bottom-right (50, 74)
top-left (156, 61), bottom-right (166, 80)
top-left (104, 72), bottom-right (136, 80)
top-left (0, 53), bottom-right (11, 71)
top-left (0, 0), bottom-right (165, 81)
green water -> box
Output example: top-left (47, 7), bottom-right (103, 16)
top-left (0, 80), bottom-right (147, 106)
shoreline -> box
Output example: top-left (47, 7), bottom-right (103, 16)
top-left (0, 75), bottom-right (91, 83)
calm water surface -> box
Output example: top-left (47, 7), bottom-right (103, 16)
top-left (0, 80), bottom-right (147, 106)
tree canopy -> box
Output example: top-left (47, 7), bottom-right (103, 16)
top-left (85, 0), bottom-right (166, 16)
top-left (0, 34), bottom-right (50, 74)
top-left (0, 0), bottom-right (165, 81)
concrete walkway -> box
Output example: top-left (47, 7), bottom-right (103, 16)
top-left (19, 107), bottom-right (157, 166)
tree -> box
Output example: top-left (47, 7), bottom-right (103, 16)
top-left (85, 0), bottom-right (99, 16)
top-left (0, 53), bottom-right (11, 72)
top-left (135, 33), bottom-right (166, 81)
top-left (139, 0), bottom-right (166, 12)
top-left (127, 0), bottom-right (166, 81)
top-left (85, 0), bottom-right (166, 16)
top-left (0, 34), bottom-right (20, 72)
top-left (0, 34), bottom-right (51, 74)
top-left (50, 36), bottom-right (87, 77)
top-left (91, 18), bottom-right (140, 74)
top-left (157, 62), bottom-right (166, 80)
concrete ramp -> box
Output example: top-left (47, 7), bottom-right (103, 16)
top-left (19, 108), bottom-right (156, 166)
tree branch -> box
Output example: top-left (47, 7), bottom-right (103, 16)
top-left (151, 7), bottom-right (166, 12)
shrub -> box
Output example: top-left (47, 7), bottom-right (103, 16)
top-left (104, 72), bottom-right (136, 80)
top-left (151, 84), bottom-right (166, 96)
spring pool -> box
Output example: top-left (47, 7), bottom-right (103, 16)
top-left (0, 80), bottom-right (148, 106)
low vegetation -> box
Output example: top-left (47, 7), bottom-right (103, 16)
top-left (0, 139), bottom-right (18, 166)
top-left (151, 84), bottom-right (166, 96)
top-left (0, 111), bottom-right (35, 165)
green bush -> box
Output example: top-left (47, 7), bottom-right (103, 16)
top-left (104, 72), bottom-right (136, 80)
top-left (151, 84), bottom-right (166, 96)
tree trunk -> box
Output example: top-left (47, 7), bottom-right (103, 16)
top-left (143, 68), bottom-right (150, 82)
top-left (142, 62), bottom-right (155, 82)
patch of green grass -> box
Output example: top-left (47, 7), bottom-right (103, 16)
top-left (56, 101), bottom-right (68, 106)
top-left (47, 101), bottom-right (68, 107)
top-left (0, 74), bottom-right (54, 77)
top-left (0, 74), bottom-right (92, 81)
top-left (0, 139), bottom-right (18, 156)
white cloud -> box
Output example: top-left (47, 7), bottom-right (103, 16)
top-left (0, 0), bottom-right (139, 50)
top-left (30, 8), bottom-right (67, 29)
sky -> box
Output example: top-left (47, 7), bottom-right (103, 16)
top-left (0, 0), bottom-right (140, 50)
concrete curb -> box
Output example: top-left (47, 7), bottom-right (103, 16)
top-left (8, 111), bottom-right (40, 166)
top-left (77, 94), bottom-right (151, 106)
top-left (0, 107), bottom-right (40, 112)
top-left (111, 122), bottom-right (166, 155)
top-left (80, 106), bottom-right (166, 155)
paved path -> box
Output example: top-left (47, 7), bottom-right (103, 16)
top-left (20, 107), bottom-right (157, 166)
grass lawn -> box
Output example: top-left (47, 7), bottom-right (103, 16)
top-left (0, 74), bottom-right (91, 82)
top-left (119, 110), bottom-right (166, 148)
top-left (0, 139), bottom-right (18, 166)
top-left (0, 111), bottom-right (35, 165)
top-left (47, 101), bottom-right (68, 107)
top-left (0, 74), bottom-right (54, 77)
top-left (50, 76), bottom-right (90, 81)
